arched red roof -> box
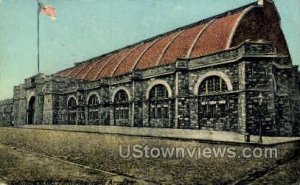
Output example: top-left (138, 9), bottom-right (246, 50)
top-left (55, 0), bottom-right (290, 80)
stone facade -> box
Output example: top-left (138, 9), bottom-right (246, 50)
top-left (1, 41), bottom-right (300, 136)
top-left (1, 0), bottom-right (299, 136)
top-left (0, 99), bottom-right (13, 126)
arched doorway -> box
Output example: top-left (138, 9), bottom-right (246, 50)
top-left (27, 97), bottom-right (36, 124)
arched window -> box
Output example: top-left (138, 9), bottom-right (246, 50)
top-left (114, 90), bottom-right (129, 124)
top-left (68, 97), bottom-right (77, 107)
top-left (198, 76), bottom-right (229, 129)
top-left (149, 85), bottom-right (169, 127)
top-left (198, 76), bottom-right (228, 95)
top-left (88, 94), bottom-right (100, 124)
top-left (67, 97), bottom-right (77, 125)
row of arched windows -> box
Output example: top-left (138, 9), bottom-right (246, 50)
top-left (65, 75), bottom-right (230, 127)
top-left (66, 90), bottom-right (132, 125)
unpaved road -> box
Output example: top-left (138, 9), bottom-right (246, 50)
top-left (1, 128), bottom-right (300, 184)
top-left (0, 144), bottom-right (109, 183)
top-left (0, 144), bottom-right (150, 184)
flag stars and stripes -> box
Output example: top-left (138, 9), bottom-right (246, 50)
top-left (39, 3), bottom-right (56, 20)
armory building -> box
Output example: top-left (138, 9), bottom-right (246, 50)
top-left (0, 0), bottom-right (300, 136)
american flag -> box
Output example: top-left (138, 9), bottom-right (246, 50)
top-left (39, 3), bottom-right (56, 20)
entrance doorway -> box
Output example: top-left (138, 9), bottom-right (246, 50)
top-left (27, 97), bottom-right (35, 124)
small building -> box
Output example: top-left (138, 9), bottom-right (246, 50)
top-left (1, 0), bottom-right (300, 136)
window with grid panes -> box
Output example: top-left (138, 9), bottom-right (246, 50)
top-left (88, 95), bottom-right (100, 123)
top-left (114, 90), bottom-right (129, 122)
top-left (67, 97), bottom-right (77, 124)
top-left (199, 76), bottom-right (228, 94)
top-left (149, 85), bottom-right (169, 120)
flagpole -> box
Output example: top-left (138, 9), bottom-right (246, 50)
top-left (37, 0), bottom-right (40, 74)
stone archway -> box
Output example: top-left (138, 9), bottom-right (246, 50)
top-left (27, 96), bottom-right (36, 124)
top-left (146, 80), bottom-right (173, 100)
top-left (193, 71), bottom-right (233, 96)
top-left (112, 87), bottom-right (131, 103)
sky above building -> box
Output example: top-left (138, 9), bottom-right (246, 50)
top-left (0, 0), bottom-right (299, 99)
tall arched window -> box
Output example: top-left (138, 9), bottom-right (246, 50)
top-left (199, 76), bottom-right (228, 95)
top-left (198, 76), bottom-right (229, 129)
top-left (67, 97), bottom-right (77, 125)
top-left (149, 84), bottom-right (169, 127)
top-left (88, 94), bottom-right (100, 124)
top-left (114, 90), bottom-right (129, 125)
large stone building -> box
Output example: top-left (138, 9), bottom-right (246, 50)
top-left (1, 0), bottom-right (300, 136)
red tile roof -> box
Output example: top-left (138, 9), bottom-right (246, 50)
top-left (189, 13), bottom-right (242, 58)
top-left (55, 1), bottom-right (282, 80)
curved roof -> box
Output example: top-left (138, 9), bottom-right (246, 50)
top-left (55, 0), bottom-right (288, 80)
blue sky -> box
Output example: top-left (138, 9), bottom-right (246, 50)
top-left (0, 0), bottom-right (299, 99)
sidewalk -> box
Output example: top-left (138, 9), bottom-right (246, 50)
top-left (20, 125), bottom-right (300, 146)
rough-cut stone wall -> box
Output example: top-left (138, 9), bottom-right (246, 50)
top-left (0, 99), bottom-right (14, 126)
top-left (176, 67), bottom-right (190, 129)
top-left (244, 59), bottom-right (275, 135)
top-left (290, 66), bottom-right (300, 136)
top-left (1, 41), bottom-right (299, 136)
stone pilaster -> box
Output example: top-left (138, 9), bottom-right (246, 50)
top-left (176, 60), bottom-right (190, 129)
top-left (238, 61), bottom-right (247, 134)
